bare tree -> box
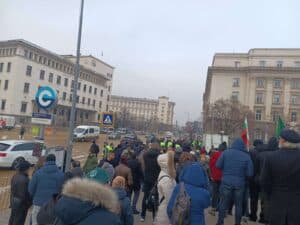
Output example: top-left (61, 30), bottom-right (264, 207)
top-left (204, 99), bottom-right (255, 138)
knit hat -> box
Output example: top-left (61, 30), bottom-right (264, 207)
top-left (280, 129), bottom-right (300, 143)
top-left (18, 160), bottom-right (31, 172)
top-left (112, 176), bottom-right (125, 188)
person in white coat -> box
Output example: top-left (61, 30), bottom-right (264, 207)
top-left (155, 151), bottom-right (176, 225)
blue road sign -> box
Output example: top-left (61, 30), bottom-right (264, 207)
top-left (35, 86), bottom-right (58, 110)
top-left (102, 113), bottom-right (113, 125)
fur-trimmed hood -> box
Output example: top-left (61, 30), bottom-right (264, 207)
top-left (55, 178), bottom-right (119, 224)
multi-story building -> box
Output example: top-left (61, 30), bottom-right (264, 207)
top-left (203, 48), bottom-right (300, 139)
top-left (109, 95), bottom-right (175, 125)
top-left (0, 39), bottom-right (114, 126)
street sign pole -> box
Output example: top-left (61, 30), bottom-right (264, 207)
top-left (65, 0), bottom-right (85, 171)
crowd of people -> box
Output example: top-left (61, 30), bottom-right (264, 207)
top-left (7, 128), bottom-right (300, 225)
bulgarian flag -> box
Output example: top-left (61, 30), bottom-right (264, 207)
top-left (241, 117), bottom-right (250, 149)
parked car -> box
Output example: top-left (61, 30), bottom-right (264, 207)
top-left (0, 140), bottom-right (45, 169)
top-left (108, 132), bottom-right (121, 140)
top-left (122, 133), bottom-right (137, 142)
top-left (73, 125), bottom-right (100, 142)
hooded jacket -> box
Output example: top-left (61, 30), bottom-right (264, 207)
top-left (209, 150), bottom-right (223, 181)
top-left (114, 188), bottom-right (134, 225)
top-left (156, 153), bottom-right (176, 225)
top-left (167, 163), bottom-right (210, 225)
top-left (127, 157), bottom-right (144, 190)
top-left (82, 154), bottom-right (98, 174)
top-left (143, 148), bottom-right (161, 185)
top-left (55, 178), bottom-right (120, 225)
top-left (101, 161), bottom-right (115, 182)
top-left (28, 161), bottom-right (64, 206)
top-left (216, 138), bottom-right (253, 188)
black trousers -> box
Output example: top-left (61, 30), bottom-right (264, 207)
top-left (249, 181), bottom-right (261, 220)
top-left (8, 206), bottom-right (29, 225)
top-left (141, 183), bottom-right (157, 219)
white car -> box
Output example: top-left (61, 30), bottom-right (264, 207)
top-left (0, 140), bottom-right (45, 169)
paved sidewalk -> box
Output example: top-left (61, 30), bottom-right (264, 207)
top-left (0, 209), bottom-right (261, 225)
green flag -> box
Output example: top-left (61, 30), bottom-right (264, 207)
top-left (275, 116), bottom-right (285, 138)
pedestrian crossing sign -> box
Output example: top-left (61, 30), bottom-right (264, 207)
top-left (102, 112), bottom-right (114, 127)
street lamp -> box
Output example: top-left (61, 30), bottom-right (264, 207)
top-left (65, 0), bottom-right (85, 171)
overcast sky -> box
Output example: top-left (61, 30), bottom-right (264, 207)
top-left (1, 0), bottom-right (300, 124)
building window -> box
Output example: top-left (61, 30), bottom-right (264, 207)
top-left (259, 60), bottom-right (266, 67)
top-left (83, 84), bottom-right (87, 92)
top-left (256, 78), bottom-right (265, 88)
top-left (23, 83), bottom-right (30, 93)
top-left (99, 101), bottom-right (102, 108)
top-left (255, 109), bottom-right (262, 121)
top-left (254, 129), bottom-right (263, 140)
top-left (234, 61), bottom-right (240, 68)
top-left (231, 91), bottom-right (239, 101)
top-left (57, 75), bottom-right (61, 85)
top-left (277, 61), bottom-right (283, 68)
top-left (4, 80), bottom-right (8, 90)
top-left (108, 86), bottom-right (111, 92)
top-left (106, 105), bottom-right (109, 111)
top-left (7, 62), bottom-right (11, 72)
top-left (273, 93), bottom-right (281, 105)
top-left (71, 80), bottom-right (75, 89)
top-left (89, 86), bottom-right (92, 94)
top-left (274, 79), bottom-right (282, 89)
top-left (291, 95), bottom-right (299, 105)
top-left (48, 73), bottom-right (53, 83)
top-left (64, 78), bottom-right (68, 87)
top-left (92, 99), bottom-right (96, 107)
top-left (62, 92), bottom-right (67, 101)
top-left (272, 111), bottom-right (280, 122)
top-left (100, 90), bottom-right (104, 97)
top-left (255, 93), bottom-right (264, 104)
top-left (82, 97), bottom-right (85, 104)
top-left (295, 61), bottom-right (300, 67)
top-left (69, 94), bottom-right (72, 102)
top-left (40, 70), bottom-right (45, 80)
top-left (1, 100), bottom-right (6, 110)
top-left (20, 102), bottom-right (27, 113)
top-left (78, 82), bottom-right (81, 90)
top-left (291, 112), bottom-right (297, 122)
top-left (291, 79), bottom-right (300, 89)
top-left (0, 63), bottom-right (3, 72)
top-left (26, 65), bottom-right (32, 76)
top-left (107, 95), bottom-right (110, 101)
top-left (94, 88), bottom-right (97, 95)
top-left (85, 113), bottom-right (89, 119)
top-left (232, 78), bottom-right (240, 87)
top-left (76, 96), bottom-right (79, 103)
top-left (88, 98), bottom-right (91, 105)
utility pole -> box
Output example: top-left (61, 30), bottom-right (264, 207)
top-left (65, 0), bottom-right (84, 171)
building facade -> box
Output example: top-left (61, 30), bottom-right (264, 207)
top-left (0, 39), bottom-right (114, 126)
top-left (109, 95), bottom-right (175, 125)
top-left (203, 48), bottom-right (300, 140)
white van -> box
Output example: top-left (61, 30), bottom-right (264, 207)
top-left (73, 125), bottom-right (100, 142)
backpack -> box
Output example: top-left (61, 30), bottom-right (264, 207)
top-left (146, 175), bottom-right (169, 212)
top-left (171, 182), bottom-right (191, 225)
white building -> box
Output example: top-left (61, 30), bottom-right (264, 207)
top-left (109, 95), bottom-right (175, 125)
top-left (0, 39), bottom-right (114, 126)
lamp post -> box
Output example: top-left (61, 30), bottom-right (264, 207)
top-left (65, 0), bottom-right (85, 171)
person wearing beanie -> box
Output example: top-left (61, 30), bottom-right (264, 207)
top-left (9, 160), bottom-right (31, 225)
top-left (112, 176), bottom-right (134, 225)
top-left (29, 154), bottom-right (64, 225)
top-left (260, 129), bottom-right (300, 225)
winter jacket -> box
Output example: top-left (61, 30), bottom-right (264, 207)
top-left (143, 148), bottom-right (161, 186)
top-left (127, 158), bottom-right (144, 190)
top-left (101, 162), bottom-right (115, 182)
top-left (90, 143), bottom-right (100, 155)
top-left (216, 138), bottom-right (254, 188)
top-left (10, 172), bottom-right (31, 209)
top-left (28, 161), bottom-right (64, 206)
top-left (260, 147), bottom-right (300, 225)
top-left (70, 167), bottom-right (84, 178)
top-left (209, 150), bottom-right (223, 181)
top-left (156, 153), bottom-right (176, 225)
top-left (82, 154), bottom-right (98, 174)
top-left (114, 188), bottom-right (134, 225)
top-left (55, 178), bottom-right (120, 225)
top-left (167, 163), bottom-right (210, 225)
top-left (115, 163), bottom-right (133, 191)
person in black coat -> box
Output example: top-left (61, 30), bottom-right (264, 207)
top-left (127, 152), bottom-right (144, 214)
top-left (90, 140), bottom-right (100, 157)
top-left (140, 143), bottom-right (161, 222)
top-left (9, 161), bottom-right (32, 225)
top-left (260, 129), bottom-right (300, 225)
